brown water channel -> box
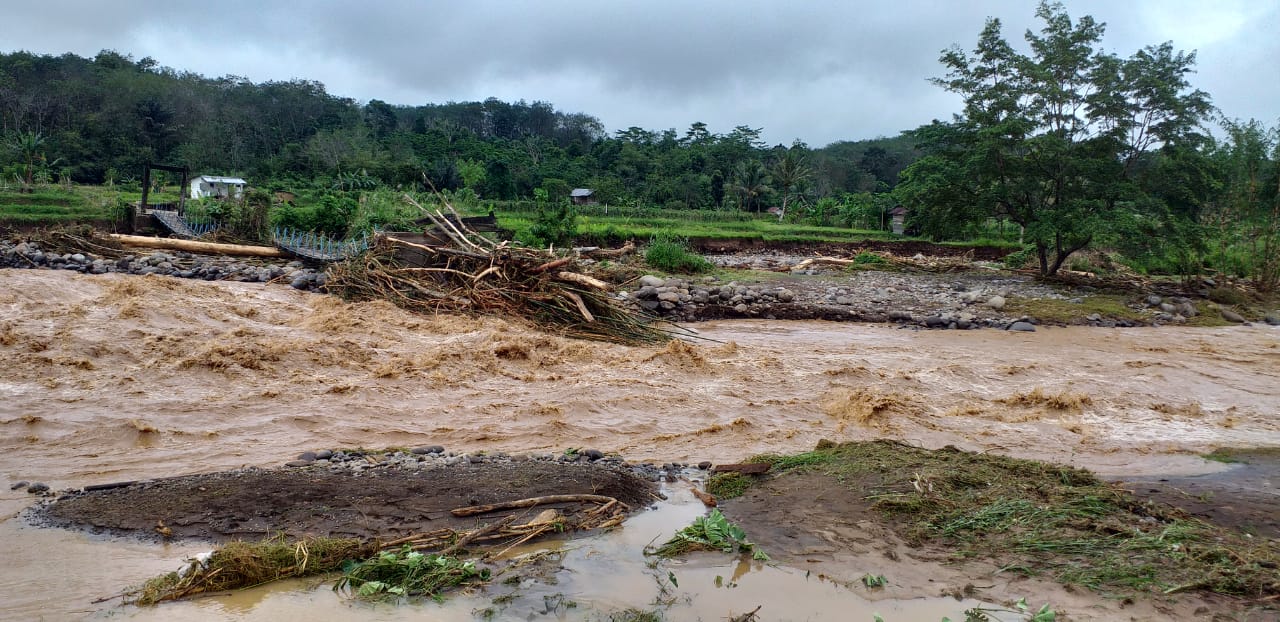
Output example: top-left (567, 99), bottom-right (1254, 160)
top-left (1, 270), bottom-right (1278, 619)
top-left (3, 484), bottom-right (997, 621)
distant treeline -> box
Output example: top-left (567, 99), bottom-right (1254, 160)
top-left (0, 49), bottom-right (913, 208)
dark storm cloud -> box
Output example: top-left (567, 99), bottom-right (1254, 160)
top-left (2, 1), bottom-right (1275, 145)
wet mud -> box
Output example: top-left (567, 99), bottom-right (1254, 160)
top-left (41, 460), bottom-right (655, 543)
top-left (1117, 448), bottom-right (1280, 539)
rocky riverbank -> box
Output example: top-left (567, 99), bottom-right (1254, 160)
top-left (5, 237), bottom-right (1276, 328)
top-left (1, 239), bottom-right (328, 290)
top-left (624, 271), bottom-right (1151, 329)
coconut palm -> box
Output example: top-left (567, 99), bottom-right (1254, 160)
top-left (770, 149), bottom-right (812, 221)
top-left (731, 161), bottom-right (770, 212)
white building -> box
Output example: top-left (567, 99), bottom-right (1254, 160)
top-left (189, 176), bottom-right (247, 200)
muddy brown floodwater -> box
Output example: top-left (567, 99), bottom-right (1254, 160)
top-left (1, 269), bottom-right (1278, 620)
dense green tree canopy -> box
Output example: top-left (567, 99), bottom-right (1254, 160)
top-left (0, 49), bottom-right (915, 211)
top-left (896, 1), bottom-right (1212, 275)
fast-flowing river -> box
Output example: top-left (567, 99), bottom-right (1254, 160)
top-left (1, 270), bottom-right (1276, 620)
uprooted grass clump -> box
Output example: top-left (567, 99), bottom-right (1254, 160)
top-left (128, 491), bottom-right (635, 606)
top-left (335, 547), bottom-right (490, 601)
top-left (136, 536), bottom-right (371, 605)
top-left (705, 472), bottom-right (753, 499)
top-left (734, 440), bottom-right (1280, 599)
top-left (649, 508), bottom-right (767, 561)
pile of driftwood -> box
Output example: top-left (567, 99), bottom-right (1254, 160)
top-left (326, 196), bottom-right (671, 345)
top-left (391, 493), bottom-right (629, 560)
top-left (13, 225), bottom-right (130, 258)
top-left (133, 494), bottom-right (629, 604)
top-left (790, 250), bottom-right (975, 274)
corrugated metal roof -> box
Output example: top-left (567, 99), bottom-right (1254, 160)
top-left (196, 176), bottom-right (247, 184)
top-left (570, 188), bottom-right (593, 197)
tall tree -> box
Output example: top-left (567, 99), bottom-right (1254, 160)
top-left (770, 148), bottom-right (811, 221)
top-left (896, 1), bottom-right (1211, 275)
top-left (1209, 118), bottom-right (1280, 290)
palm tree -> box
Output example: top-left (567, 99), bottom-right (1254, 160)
top-left (770, 149), bottom-right (812, 221)
top-left (6, 131), bottom-right (46, 193)
top-left (731, 161), bottom-right (770, 212)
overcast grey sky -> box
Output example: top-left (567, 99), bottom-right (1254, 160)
top-left (3, 1), bottom-right (1276, 146)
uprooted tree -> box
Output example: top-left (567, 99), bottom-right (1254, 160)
top-left (895, 1), bottom-right (1212, 276)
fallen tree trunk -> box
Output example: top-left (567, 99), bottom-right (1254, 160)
top-left (107, 234), bottom-right (287, 258)
top-left (576, 241), bottom-right (636, 259)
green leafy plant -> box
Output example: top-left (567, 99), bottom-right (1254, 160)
top-left (644, 231), bottom-right (713, 273)
top-left (860, 573), bottom-right (888, 588)
top-left (1002, 246), bottom-right (1035, 269)
top-left (854, 252), bottom-right (888, 265)
top-left (527, 200), bottom-right (578, 248)
top-left (334, 547), bottom-right (490, 602)
top-left (650, 509), bottom-right (768, 560)
top-left (956, 599), bottom-right (1056, 622)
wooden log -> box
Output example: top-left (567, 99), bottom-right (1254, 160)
top-left (711, 463), bottom-right (772, 475)
top-left (563, 290), bottom-right (595, 322)
top-left (451, 494), bottom-right (618, 517)
top-left (107, 234), bottom-right (287, 258)
top-left (792, 257), bottom-right (858, 271)
top-left (530, 256), bottom-right (574, 274)
top-left (382, 235), bottom-right (490, 261)
top-left (578, 241), bottom-right (636, 258)
top-left (555, 271), bottom-right (611, 291)
top-left (439, 515), bottom-right (516, 556)
top-left (690, 487), bottom-right (718, 507)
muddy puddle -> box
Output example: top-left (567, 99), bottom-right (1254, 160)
top-left (2, 270), bottom-right (1279, 619)
top-left (4, 484), bottom-right (994, 621)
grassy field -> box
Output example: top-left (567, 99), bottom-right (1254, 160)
top-left (499, 212), bottom-right (924, 246)
top-left (1, 184), bottom-right (1018, 251)
top-left (0, 184), bottom-right (186, 227)
top-left (0, 188), bottom-right (111, 225)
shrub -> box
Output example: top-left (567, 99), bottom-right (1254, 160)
top-left (1003, 246), bottom-right (1036, 269)
top-left (853, 252), bottom-right (888, 266)
top-left (268, 193), bottom-right (357, 238)
top-left (645, 232), bottom-right (712, 274)
top-left (527, 201), bottom-right (578, 248)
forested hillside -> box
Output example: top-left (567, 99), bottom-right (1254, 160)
top-left (0, 49), bottom-right (910, 208)
top-left (1, 1), bottom-right (1277, 285)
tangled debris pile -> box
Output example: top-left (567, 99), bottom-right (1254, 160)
top-left (325, 196), bottom-right (676, 345)
top-left (135, 494), bottom-right (629, 605)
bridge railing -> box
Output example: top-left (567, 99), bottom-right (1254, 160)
top-left (272, 227), bottom-right (371, 262)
